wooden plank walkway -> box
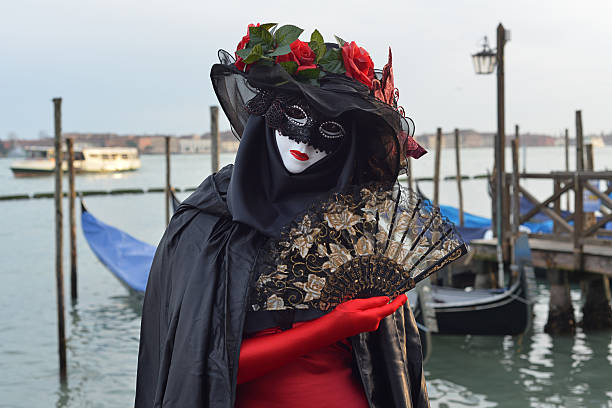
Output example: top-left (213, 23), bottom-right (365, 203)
top-left (470, 238), bottom-right (612, 277)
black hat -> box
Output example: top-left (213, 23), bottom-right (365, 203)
top-left (210, 24), bottom-right (426, 183)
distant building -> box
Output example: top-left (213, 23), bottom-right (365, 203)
top-left (220, 140), bottom-right (240, 152)
top-left (414, 129), bottom-right (572, 149)
top-left (180, 137), bottom-right (210, 153)
top-left (585, 135), bottom-right (605, 148)
top-left (19, 126), bottom-right (596, 157)
top-left (415, 129), bottom-right (494, 149)
top-left (137, 136), bottom-right (180, 154)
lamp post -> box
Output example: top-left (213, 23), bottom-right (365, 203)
top-left (472, 23), bottom-right (510, 287)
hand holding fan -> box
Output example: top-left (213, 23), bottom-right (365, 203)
top-left (250, 183), bottom-right (468, 312)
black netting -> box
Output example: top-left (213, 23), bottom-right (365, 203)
top-left (247, 92), bottom-right (347, 154)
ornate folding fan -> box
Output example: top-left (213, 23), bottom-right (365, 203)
top-left (250, 183), bottom-right (468, 312)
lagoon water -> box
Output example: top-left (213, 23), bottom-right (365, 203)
top-left (1, 147), bottom-right (611, 407)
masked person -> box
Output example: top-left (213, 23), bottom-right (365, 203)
top-left (135, 24), bottom-right (432, 408)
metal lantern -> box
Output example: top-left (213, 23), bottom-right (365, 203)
top-left (471, 36), bottom-right (497, 75)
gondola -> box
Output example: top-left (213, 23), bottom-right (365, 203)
top-left (81, 190), bottom-right (183, 294)
top-left (428, 234), bottom-right (536, 335)
top-left (81, 201), bottom-right (154, 294)
top-left (414, 184), bottom-right (536, 335)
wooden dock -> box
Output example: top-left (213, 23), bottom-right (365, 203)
top-left (420, 114), bottom-right (611, 334)
top-left (470, 238), bottom-right (612, 277)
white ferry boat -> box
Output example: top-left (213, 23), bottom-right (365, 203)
top-left (10, 146), bottom-right (141, 177)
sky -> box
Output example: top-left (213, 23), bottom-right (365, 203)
top-left (1, 0), bottom-right (611, 140)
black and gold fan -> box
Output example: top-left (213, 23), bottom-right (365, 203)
top-left (250, 183), bottom-right (468, 312)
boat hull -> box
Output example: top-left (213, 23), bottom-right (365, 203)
top-left (11, 167), bottom-right (56, 177)
top-left (428, 235), bottom-right (536, 336)
top-left (10, 147), bottom-right (141, 177)
top-left (10, 158), bottom-right (141, 177)
top-left (432, 280), bottom-right (530, 335)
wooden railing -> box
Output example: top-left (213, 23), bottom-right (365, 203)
top-left (506, 170), bottom-right (612, 270)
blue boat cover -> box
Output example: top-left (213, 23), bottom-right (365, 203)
top-left (437, 198), bottom-right (555, 242)
top-left (437, 204), bottom-right (491, 242)
top-left (441, 193), bottom-right (612, 242)
top-left (82, 207), bottom-right (154, 292)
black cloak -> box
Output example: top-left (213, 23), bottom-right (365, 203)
top-left (135, 165), bottom-right (430, 408)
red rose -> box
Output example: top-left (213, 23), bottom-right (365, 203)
top-left (235, 23), bottom-right (259, 71)
top-left (341, 41), bottom-right (375, 89)
top-left (276, 39), bottom-right (317, 72)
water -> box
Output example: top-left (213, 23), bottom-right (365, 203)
top-left (1, 147), bottom-right (611, 408)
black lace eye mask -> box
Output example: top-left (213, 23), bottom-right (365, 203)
top-left (246, 91), bottom-right (347, 153)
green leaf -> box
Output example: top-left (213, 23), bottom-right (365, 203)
top-left (310, 29), bottom-right (324, 45)
top-left (296, 67), bottom-right (321, 80)
top-left (249, 25), bottom-right (273, 47)
top-left (243, 44), bottom-right (263, 64)
top-left (235, 47), bottom-right (252, 59)
top-left (309, 29), bottom-right (326, 61)
top-left (260, 23), bottom-right (278, 31)
top-left (334, 35), bottom-right (346, 47)
top-left (274, 24), bottom-right (303, 46)
top-left (309, 41), bottom-right (327, 63)
top-left (266, 44), bottom-right (292, 57)
top-left (278, 61), bottom-right (298, 75)
top-left (319, 48), bottom-right (346, 74)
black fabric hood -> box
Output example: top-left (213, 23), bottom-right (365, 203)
top-left (225, 114), bottom-right (358, 238)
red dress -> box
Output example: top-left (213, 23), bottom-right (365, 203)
top-left (235, 324), bottom-right (369, 408)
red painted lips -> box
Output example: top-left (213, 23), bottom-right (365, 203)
top-left (290, 150), bottom-right (309, 161)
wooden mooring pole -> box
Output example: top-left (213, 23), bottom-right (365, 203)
top-left (542, 122), bottom-right (577, 335)
top-left (433, 128), bottom-right (441, 207)
top-left (544, 267), bottom-right (576, 334)
top-left (165, 136), bottom-right (171, 226)
top-left (574, 112), bottom-right (585, 272)
top-left (581, 143), bottom-right (612, 330)
top-left (211, 106), bottom-right (220, 174)
top-left (584, 143), bottom-right (596, 236)
top-left (496, 23), bottom-right (509, 271)
top-left (53, 97), bottom-right (67, 383)
top-left (406, 157), bottom-right (413, 191)
top-left (585, 144), bottom-right (594, 173)
top-left (67, 138), bottom-right (77, 302)
top-left (510, 139), bottom-right (520, 241)
top-left (515, 124), bottom-right (525, 174)
top-left (454, 129), bottom-right (464, 227)
top-left (564, 128), bottom-right (570, 211)
top-left (510, 138), bottom-right (522, 281)
top-left (429, 128), bottom-right (442, 284)
top-left (575, 111), bottom-right (584, 172)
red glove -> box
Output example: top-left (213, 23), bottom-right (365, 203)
top-left (237, 294), bottom-right (407, 384)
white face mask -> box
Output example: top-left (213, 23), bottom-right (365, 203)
top-left (275, 130), bottom-right (329, 174)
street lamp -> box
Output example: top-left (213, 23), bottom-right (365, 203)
top-left (471, 37), bottom-right (497, 75)
top-left (472, 23), bottom-right (510, 288)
